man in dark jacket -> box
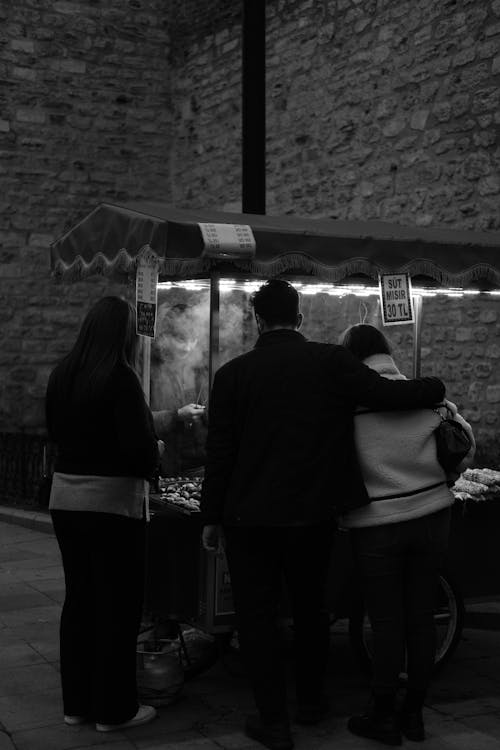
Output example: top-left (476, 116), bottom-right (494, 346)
top-left (200, 280), bottom-right (445, 750)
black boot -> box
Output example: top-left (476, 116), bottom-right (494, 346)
top-left (244, 714), bottom-right (294, 750)
top-left (398, 688), bottom-right (426, 742)
top-left (348, 693), bottom-right (402, 747)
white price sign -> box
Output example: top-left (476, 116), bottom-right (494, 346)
top-left (199, 222), bottom-right (256, 258)
top-left (379, 273), bottom-right (414, 326)
top-left (136, 248), bottom-right (159, 338)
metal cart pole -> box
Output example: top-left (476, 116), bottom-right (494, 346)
top-left (142, 335), bottom-right (151, 404)
top-left (413, 294), bottom-right (423, 378)
top-left (208, 269), bottom-right (221, 392)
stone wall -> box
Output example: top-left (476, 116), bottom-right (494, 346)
top-left (0, 0), bottom-right (174, 432)
top-left (170, 0), bottom-right (500, 225)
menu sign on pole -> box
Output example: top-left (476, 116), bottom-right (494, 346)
top-left (379, 272), bottom-right (414, 326)
top-left (199, 222), bottom-right (256, 258)
top-left (136, 249), bottom-right (159, 338)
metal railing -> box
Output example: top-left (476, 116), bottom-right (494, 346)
top-left (0, 432), bottom-right (55, 508)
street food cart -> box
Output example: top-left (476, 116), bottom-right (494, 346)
top-left (51, 202), bottom-right (500, 673)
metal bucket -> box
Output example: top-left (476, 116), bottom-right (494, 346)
top-left (136, 640), bottom-right (185, 706)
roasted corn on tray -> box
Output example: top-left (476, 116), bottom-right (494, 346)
top-left (453, 468), bottom-right (500, 503)
top-left (155, 476), bottom-right (203, 513)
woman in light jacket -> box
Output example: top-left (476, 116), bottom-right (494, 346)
top-left (46, 296), bottom-right (162, 733)
top-left (339, 324), bottom-right (475, 746)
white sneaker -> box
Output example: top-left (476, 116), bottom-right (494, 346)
top-left (96, 704), bottom-right (157, 732)
top-left (64, 715), bottom-right (87, 725)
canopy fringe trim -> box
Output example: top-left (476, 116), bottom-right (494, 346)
top-left (232, 254), bottom-right (500, 287)
top-left (52, 250), bottom-right (211, 282)
top-left (52, 249), bottom-right (136, 282)
top-left (232, 254), bottom-right (376, 282)
top-left (158, 257), bottom-right (211, 279)
top-left (400, 260), bottom-right (500, 288)
top-left (52, 250), bottom-right (500, 287)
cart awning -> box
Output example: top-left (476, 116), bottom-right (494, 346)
top-left (50, 201), bottom-right (500, 288)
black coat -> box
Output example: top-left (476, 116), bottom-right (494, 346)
top-left (46, 363), bottom-right (159, 480)
top-left (200, 330), bottom-right (445, 526)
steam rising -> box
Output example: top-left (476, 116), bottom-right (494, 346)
top-left (150, 288), bottom-right (253, 412)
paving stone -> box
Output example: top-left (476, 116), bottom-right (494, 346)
top-left (12, 723), bottom-right (127, 750)
top-left (424, 728), bottom-right (500, 749)
top-left (0, 570), bottom-right (18, 583)
top-left (5, 620), bottom-right (60, 646)
top-left (434, 696), bottom-right (500, 718)
top-left (0, 525), bottom-right (46, 544)
top-left (0, 662), bottom-right (60, 697)
top-left (0, 630), bottom-right (22, 647)
top-left (8, 539), bottom-right (59, 556)
top-left (0, 731), bottom-right (16, 750)
top-left (0, 642), bottom-right (45, 669)
top-left (0, 584), bottom-right (55, 612)
top-left (25, 578), bottom-right (65, 604)
top-left (314, 728), bottom-right (373, 749)
top-left (10, 566), bottom-right (64, 583)
top-left (0, 688), bottom-right (62, 732)
top-left (0, 556), bottom-right (61, 572)
top-left (201, 714), bottom-right (340, 750)
top-left (0, 514), bottom-right (53, 537)
top-left (137, 732), bottom-right (221, 749)
top-left (458, 714), bottom-right (500, 741)
top-left (23, 633), bottom-right (60, 662)
top-left (0, 605), bottom-right (61, 629)
top-left (0, 549), bottom-right (47, 564)
top-left (199, 731), bottom-right (262, 750)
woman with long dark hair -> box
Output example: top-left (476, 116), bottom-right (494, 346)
top-left (340, 324), bottom-right (475, 746)
top-left (46, 296), bottom-right (161, 732)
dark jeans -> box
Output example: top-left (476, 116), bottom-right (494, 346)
top-left (224, 523), bottom-right (335, 723)
top-left (51, 510), bottom-right (146, 724)
top-left (351, 507), bottom-right (451, 696)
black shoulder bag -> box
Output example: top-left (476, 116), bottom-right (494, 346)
top-left (434, 405), bottom-right (472, 473)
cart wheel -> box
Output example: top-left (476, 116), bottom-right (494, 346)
top-left (348, 570), bottom-right (465, 678)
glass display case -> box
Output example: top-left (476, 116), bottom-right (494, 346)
top-left (148, 276), bottom-right (500, 479)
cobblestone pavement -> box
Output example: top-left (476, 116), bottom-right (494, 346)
top-left (0, 509), bottom-right (499, 750)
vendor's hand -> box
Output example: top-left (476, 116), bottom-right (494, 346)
top-left (178, 403), bottom-right (206, 423)
top-left (202, 524), bottom-right (225, 556)
top-left (157, 439), bottom-right (165, 457)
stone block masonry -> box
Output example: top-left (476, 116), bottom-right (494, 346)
top-left (168, 0), bottom-right (500, 229)
top-left (0, 0), bottom-right (174, 433)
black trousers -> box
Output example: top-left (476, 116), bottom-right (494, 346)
top-left (224, 523), bottom-right (335, 723)
top-left (51, 510), bottom-right (146, 724)
top-left (351, 507), bottom-right (451, 696)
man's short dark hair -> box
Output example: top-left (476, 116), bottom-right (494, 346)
top-left (251, 279), bottom-right (300, 327)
